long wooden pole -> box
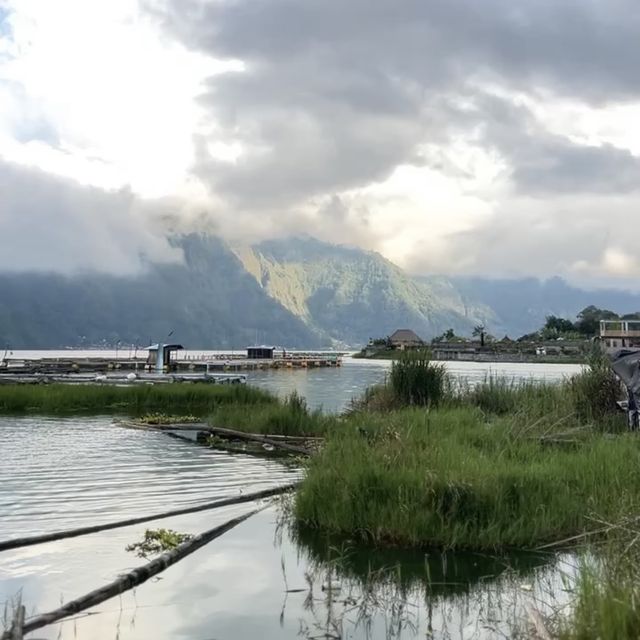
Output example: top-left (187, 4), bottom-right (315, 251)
top-left (0, 483), bottom-right (297, 553)
top-left (0, 508), bottom-right (261, 640)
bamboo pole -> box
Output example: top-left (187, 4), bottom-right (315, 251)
top-left (0, 483), bottom-right (297, 553)
top-left (0, 509), bottom-right (261, 640)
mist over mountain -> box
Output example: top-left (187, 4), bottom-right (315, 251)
top-left (0, 234), bottom-right (638, 350)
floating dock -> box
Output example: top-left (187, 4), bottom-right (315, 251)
top-left (0, 345), bottom-right (344, 382)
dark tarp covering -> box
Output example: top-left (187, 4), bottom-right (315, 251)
top-left (611, 348), bottom-right (640, 429)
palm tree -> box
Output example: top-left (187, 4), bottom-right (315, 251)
top-left (472, 324), bottom-right (486, 347)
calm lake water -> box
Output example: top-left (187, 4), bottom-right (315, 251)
top-left (247, 357), bottom-right (583, 412)
top-left (0, 359), bottom-right (581, 638)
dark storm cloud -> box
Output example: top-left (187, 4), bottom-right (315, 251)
top-left (0, 158), bottom-right (181, 274)
top-left (155, 0), bottom-right (640, 101)
top-left (148, 0), bottom-right (640, 209)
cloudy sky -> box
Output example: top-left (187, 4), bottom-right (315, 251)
top-left (0, 0), bottom-right (639, 288)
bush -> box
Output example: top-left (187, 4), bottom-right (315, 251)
top-left (389, 350), bottom-right (447, 407)
top-left (568, 348), bottom-right (623, 424)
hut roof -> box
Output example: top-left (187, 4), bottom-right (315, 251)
top-left (389, 329), bottom-right (424, 344)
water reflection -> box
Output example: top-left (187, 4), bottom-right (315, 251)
top-left (292, 524), bottom-right (552, 599)
top-left (248, 357), bottom-right (583, 413)
top-left (1, 502), bottom-right (574, 640)
top-left (5, 511), bottom-right (571, 640)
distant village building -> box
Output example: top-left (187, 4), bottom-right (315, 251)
top-left (600, 320), bottom-right (640, 352)
top-left (247, 346), bottom-right (276, 359)
top-left (389, 329), bottom-right (424, 351)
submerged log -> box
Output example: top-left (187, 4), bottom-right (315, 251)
top-left (0, 509), bottom-right (261, 640)
top-left (206, 426), bottom-right (312, 455)
top-left (0, 483), bottom-right (297, 552)
top-left (117, 420), bottom-right (313, 456)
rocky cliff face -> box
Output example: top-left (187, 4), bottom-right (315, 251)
top-left (235, 236), bottom-right (495, 346)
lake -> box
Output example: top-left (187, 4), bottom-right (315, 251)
top-left (247, 357), bottom-right (583, 412)
top-left (0, 359), bottom-right (581, 638)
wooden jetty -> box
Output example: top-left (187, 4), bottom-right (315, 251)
top-left (0, 344), bottom-right (344, 380)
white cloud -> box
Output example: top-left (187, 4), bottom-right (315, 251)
top-left (0, 0), bottom-right (639, 290)
top-left (0, 0), bottom-right (240, 197)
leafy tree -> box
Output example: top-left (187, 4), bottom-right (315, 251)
top-left (575, 306), bottom-right (619, 336)
top-left (544, 315), bottom-right (576, 334)
top-left (517, 331), bottom-right (542, 342)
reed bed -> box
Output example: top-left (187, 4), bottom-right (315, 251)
top-left (295, 406), bottom-right (640, 549)
top-left (555, 516), bottom-right (640, 639)
top-left (0, 382), bottom-right (275, 415)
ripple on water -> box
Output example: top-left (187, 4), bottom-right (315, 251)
top-left (0, 416), bottom-right (299, 538)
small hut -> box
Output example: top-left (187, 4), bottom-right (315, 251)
top-left (389, 329), bottom-right (424, 351)
top-left (247, 346), bottom-right (276, 360)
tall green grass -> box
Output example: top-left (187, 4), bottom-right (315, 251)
top-left (356, 351), bottom-right (623, 429)
top-left (389, 350), bottom-right (447, 407)
top-left (295, 407), bottom-right (640, 549)
top-left (457, 376), bottom-right (565, 416)
top-left (567, 348), bottom-right (622, 424)
top-left (209, 391), bottom-right (337, 436)
top-left (0, 383), bottom-right (275, 416)
top-left (560, 564), bottom-right (640, 639)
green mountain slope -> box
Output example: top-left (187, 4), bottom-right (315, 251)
top-left (0, 234), bottom-right (324, 349)
top-left (235, 237), bottom-right (495, 345)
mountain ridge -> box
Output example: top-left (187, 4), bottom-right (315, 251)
top-left (0, 233), bottom-right (638, 349)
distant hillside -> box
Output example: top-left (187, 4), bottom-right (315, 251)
top-left (451, 276), bottom-right (640, 338)
top-left (1, 233), bottom-right (638, 349)
top-left (235, 237), bottom-right (494, 346)
top-left (0, 234), bottom-right (324, 349)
